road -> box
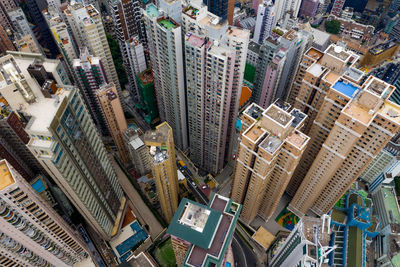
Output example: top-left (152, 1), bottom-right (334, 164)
top-left (184, 169), bottom-right (259, 267)
top-left (110, 157), bottom-right (164, 239)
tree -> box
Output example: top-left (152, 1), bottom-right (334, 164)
top-left (395, 177), bottom-right (400, 196)
top-left (325, 20), bottom-right (341, 34)
top-left (106, 34), bottom-right (129, 88)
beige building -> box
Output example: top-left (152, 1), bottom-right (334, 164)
top-left (231, 100), bottom-right (310, 224)
top-left (144, 122), bottom-right (179, 223)
top-left (96, 83), bottom-right (129, 163)
top-left (289, 76), bottom-right (400, 217)
top-left (285, 44), bottom-right (364, 197)
top-left (0, 160), bottom-right (91, 267)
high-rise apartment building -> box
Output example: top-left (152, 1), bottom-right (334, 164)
top-left (252, 29), bottom-right (312, 108)
top-left (110, 0), bottom-right (147, 100)
top-left (123, 127), bottom-right (152, 176)
top-left (274, 0), bottom-right (302, 23)
top-left (181, 1), bottom-right (250, 174)
top-left (0, 160), bottom-right (91, 267)
top-left (167, 194), bottom-right (240, 267)
top-left (65, 3), bottom-right (123, 107)
top-left (136, 68), bottom-right (159, 125)
top-left (285, 45), bottom-right (363, 197)
top-left (96, 83), bottom-right (129, 163)
top-left (0, 103), bottom-right (45, 182)
top-left (289, 76), bottom-right (400, 217)
top-left (24, 0), bottom-right (60, 58)
top-left (202, 0), bottom-right (235, 24)
top-left (73, 49), bottom-right (109, 135)
top-left (253, 0), bottom-right (275, 44)
top-left (0, 53), bottom-right (126, 240)
top-left (269, 215), bottom-right (333, 267)
top-left (143, 4), bottom-right (188, 150)
top-left (144, 122), bottom-right (179, 223)
top-left (8, 8), bottom-right (42, 54)
top-left (231, 101), bottom-right (309, 224)
top-left (44, 7), bottom-right (78, 76)
top-left (331, 0), bottom-right (345, 17)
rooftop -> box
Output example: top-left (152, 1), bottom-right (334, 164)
top-left (137, 69), bottom-right (154, 85)
top-left (186, 33), bottom-right (206, 48)
top-left (167, 198), bottom-right (221, 249)
top-left (326, 45), bottom-right (351, 61)
top-left (145, 4), bottom-right (160, 19)
top-left (343, 102), bottom-right (372, 124)
top-left (290, 109), bottom-right (306, 128)
top-left (378, 101), bottom-right (400, 126)
top-left (144, 123), bottom-right (170, 145)
top-left (182, 5), bottom-right (199, 19)
top-left (0, 161), bottom-right (15, 191)
top-left (265, 105), bottom-right (292, 127)
top-left (157, 17), bottom-right (179, 30)
top-left (252, 226), bottom-right (274, 250)
top-left (245, 125), bottom-right (265, 142)
top-left (305, 47), bottom-right (324, 61)
top-left (363, 77), bottom-right (392, 97)
top-left (248, 41), bottom-right (260, 54)
top-left (324, 71), bottom-right (340, 84)
top-left (286, 131), bottom-right (308, 149)
top-left (308, 63), bottom-right (325, 77)
top-left (382, 186), bottom-right (400, 224)
top-left (226, 26), bottom-right (250, 39)
top-left (302, 217), bottom-right (331, 246)
top-left (332, 80), bottom-right (359, 99)
top-left (343, 67), bottom-right (364, 82)
top-left (282, 29), bottom-right (297, 41)
top-left (244, 103), bottom-right (263, 120)
top-left (260, 135), bottom-right (283, 155)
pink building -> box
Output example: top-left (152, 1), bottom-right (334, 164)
top-left (299, 0), bottom-right (319, 18)
top-left (331, 0), bottom-right (345, 17)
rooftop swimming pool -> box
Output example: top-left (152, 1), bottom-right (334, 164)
top-left (332, 81), bottom-right (359, 98)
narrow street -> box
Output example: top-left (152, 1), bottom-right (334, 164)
top-left (110, 156), bottom-right (164, 240)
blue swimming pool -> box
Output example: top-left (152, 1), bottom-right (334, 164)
top-left (332, 81), bottom-right (359, 98)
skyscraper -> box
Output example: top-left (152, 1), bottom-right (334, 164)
top-left (231, 101), bottom-right (309, 224)
top-left (0, 160), bottom-right (91, 267)
top-left (65, 3), bottom-right (124, 108)
top-left (73, 49), bottom-right (109, 135)
top-left (253, 0), bottom-right (275, 44)
top-left (274, 0), bottom-right (302, 23)
top-left (167, 194), bottom-right (240, 267)
top-left (24, 0), bottom-right (60, 58)
top-left (285, 45), bottom-right (363, 197)
top-left (143, 4), bottom-right (188, 150)
top-left (110, 0), bottom-right (147, 100)
top-left (182, 1), bottom-right (250, 174)
top-left (331, 0), bottom-right (345, 16)
top-left (289, 76), bottom-right (400, 217)
top-left (0, 103), bottom-right (45, 182)
top-left (144, 122), bottom-right (179, 223)
top-left (0, 53), bottom-right (125, 240)
top-left (202, 0), bottom-right (235, 24)
top-left (96, 83), bottom-right (129, 163)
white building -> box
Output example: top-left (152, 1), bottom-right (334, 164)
top-left (143, 4), bottom-right (188, 150)
top-left (0, 52), bottom-right (125, 240)
top-left (253, 0), bottom-right (275, 44)
top-left (64, 3), bottom-right (124, 108)
top-left (123, 128), bottom-right (152, 176)
top-left (274, 0), bottom-right (302, 23)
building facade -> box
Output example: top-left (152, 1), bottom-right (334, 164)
top-left (0, 53), bottom-right (125, 240)
top-left (0, 160), bottom-right (90, 267)
top-left (123, 128), bottom-right (152, 176)
top-left (289, 76), bottom-right (400, 217)
top-left (73, 49), bottom-right (110, 135)
top-left (143, 4), bottom-right (188, 150)
top-left (144, 122), bottom-right (179, 223)
top-left (253, 0), bottom-right (275, 44)
top-left (96, 83), bottom-right (129, 163)
top-left (231, 101), bottom-right (309, 224)
top-left (65, 3), bottom-right (123, 108)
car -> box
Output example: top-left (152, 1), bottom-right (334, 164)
top-left (192, 182), bottom-right (196, 187)
top-left (202, 185), bottom-right (208, 189)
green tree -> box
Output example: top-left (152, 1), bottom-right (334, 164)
top-left (106, 34), bottom-right (129, 88)
top-left (325, 20), bottom-right (341, 34)
top-left (395, 177), bottom-right (400, 196)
